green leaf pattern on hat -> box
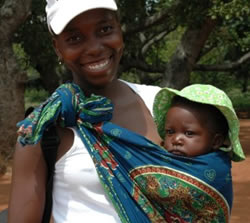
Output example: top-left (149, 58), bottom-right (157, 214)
top-left (153, 84), bottom-right (245, 162)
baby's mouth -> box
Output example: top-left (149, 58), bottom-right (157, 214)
top-left (170, 150), bottom-right (186, 156)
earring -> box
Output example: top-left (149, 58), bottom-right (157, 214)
top-left (58, 58), bottom-right (63, 65)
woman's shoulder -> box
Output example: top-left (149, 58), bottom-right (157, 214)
top-left (120, 80), bottom-right (161, 115)
top-left (120, 79), bottom-right (161, 93)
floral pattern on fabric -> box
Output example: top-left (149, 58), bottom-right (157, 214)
top-left (131, 166), bottom-right (228, 223)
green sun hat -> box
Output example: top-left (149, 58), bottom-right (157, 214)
top-left (153, 84), bottom-right (245, 162)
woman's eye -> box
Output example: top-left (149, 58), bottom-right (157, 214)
top-left (100, 26), bottom-right (113, 34)
top-left (66, 35), bottom-right (82, 44)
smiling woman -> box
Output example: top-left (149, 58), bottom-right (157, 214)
top-left (8, 0), bottom-right (164, 223)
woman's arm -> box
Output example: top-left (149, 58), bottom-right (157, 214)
top-left (8, 141), bottom-right (47, 223)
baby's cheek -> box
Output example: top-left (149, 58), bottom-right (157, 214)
top-left (163, 139), bottom-right (171, 150)
top-left (160, 140), bottom-right (165, 147)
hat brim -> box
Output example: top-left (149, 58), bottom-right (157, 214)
top-left (49, 0), bottom-right (117, 35)
top-left (153, 86), bottom-right (245, 162)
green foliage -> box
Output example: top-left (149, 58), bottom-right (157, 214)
top-left (14, 0), bottom-right (51, 61)
top-left (146, 27), bottom-right (184, 65)
top-left (227, 88), bottom-right (250, 111)
top-left (13, 43), bottom-right (41, 81)
top-left (14, 0), bottom-right (59, 89)
top-left (12, 43), bottom-right (29, 71)
top-left (208, 0), bottom-right (250, 52)
top-left (0, 0), bottom-right (4, 8)
top-left (191, 71), bottom-right (236, 89)
top-left (209, 0), bottom-right (250, 21)
top-left (120, 71), bottom-right (141, 83)
top-left (25, 88), bottom-right (49, 108)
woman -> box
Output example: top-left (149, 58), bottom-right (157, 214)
top-left (8, 0), bottom-right (162, 222)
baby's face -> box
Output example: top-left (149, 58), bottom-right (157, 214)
top-left (163, 105), bottom-right (215, 157)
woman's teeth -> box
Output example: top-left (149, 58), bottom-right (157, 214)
top-left (87, 59), bottom-right (109, 71)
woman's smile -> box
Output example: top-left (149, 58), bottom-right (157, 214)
top-left (81, 55), bottom-right (113, 73)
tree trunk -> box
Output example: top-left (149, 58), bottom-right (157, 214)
top-left (0, 0), bottom-right (32, 174)
top-left (162, 18), bottom-right (216, 89)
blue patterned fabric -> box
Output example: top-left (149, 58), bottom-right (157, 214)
top-left (17, 83), bottom-right (232, 223)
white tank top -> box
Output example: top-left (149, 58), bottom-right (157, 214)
top-left (52, 82), bottom-right (161, 223)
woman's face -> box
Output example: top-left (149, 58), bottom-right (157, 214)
top-left (53, 9), bottom-right (124, 91)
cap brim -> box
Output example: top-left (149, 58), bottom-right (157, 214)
top-left (153, 88), bottom-right (178, 139)
top-left (50, 0), bottom-right (117, 35)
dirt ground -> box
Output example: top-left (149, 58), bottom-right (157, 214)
top-left (230, 119), bottom-right (250, 223)
top-left (0, 119), bottom-right (249, 222)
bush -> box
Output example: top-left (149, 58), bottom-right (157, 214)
top-left (227, 88), bottom-right (250, 111)
top-left (25, 88), bottom-right (49, 108)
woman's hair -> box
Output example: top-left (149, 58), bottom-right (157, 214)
top-left (170, 96), bottom-right (229, 137)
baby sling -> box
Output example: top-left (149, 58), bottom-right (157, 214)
top-left (18, 84), bottom-right (232, 223)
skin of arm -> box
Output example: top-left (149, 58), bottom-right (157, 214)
top-left (8, 141), bottom-right (47, 223)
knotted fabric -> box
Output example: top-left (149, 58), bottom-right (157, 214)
top-left (17, 83), bottom-right (232, 223)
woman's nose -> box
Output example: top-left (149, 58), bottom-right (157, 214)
top-left (83, 37), bottom-right (103, 56)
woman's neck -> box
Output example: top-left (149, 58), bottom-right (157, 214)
top-left (73, 78), bottom-right (121, 99)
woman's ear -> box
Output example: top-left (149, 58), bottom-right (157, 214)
top-left (52, 38), bottom-right (63, 60)
top-left (211, 133), bottom-right (225, 150)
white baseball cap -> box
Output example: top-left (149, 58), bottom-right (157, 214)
top-left (46, 0), bottom-right (118, 35)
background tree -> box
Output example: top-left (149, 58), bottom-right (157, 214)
top-left (13, 0), bottom-right (250, 90)
top-left (118, 0), bottom-right (250, 89)
top-left (14, 0), bottom-right (60, 93)
top-left (0, 0), bottom-right (32, 173)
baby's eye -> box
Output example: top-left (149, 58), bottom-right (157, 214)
top-left (165, 129), bottom-right (174, 135)
top-left (185, 131), bottom-right (194, 136)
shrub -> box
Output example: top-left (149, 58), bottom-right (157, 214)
top-left (25, 88), bottom-right (49, 108)
top-left (227, 88), bottom-right (250, 111)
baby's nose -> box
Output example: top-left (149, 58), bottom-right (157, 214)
top-left (172, 134), bottom-right (183, 145)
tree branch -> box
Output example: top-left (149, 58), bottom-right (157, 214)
top-left (0, 0), bottom-right (32, 39)
top-left (123, 0), bottom-right (181, 36)
top-left (141, 25), bottom-right (177, 56)
top-left (198, 42), bottom-right (217, 61)
top-left (194, 51), bottom-right (250, 71)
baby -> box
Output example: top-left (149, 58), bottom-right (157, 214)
top-left (162, 95), bottom-right (229, 157)
top-left (153, 84), bottom-right (245, 161)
